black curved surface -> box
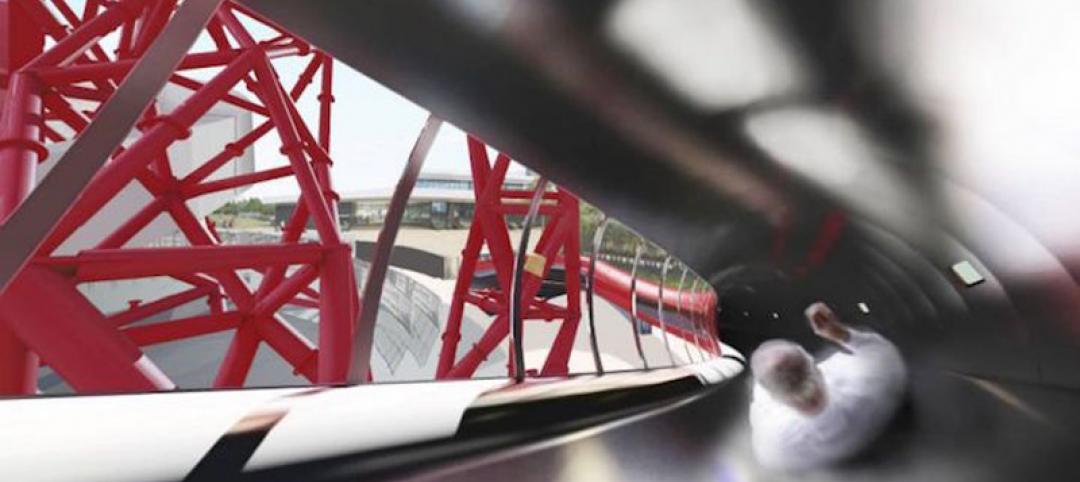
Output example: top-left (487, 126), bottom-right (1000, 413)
top-left (418, 368), bottom-right (1080, 482)
top-left (237, 375), bottom-right (712, 482)
top-left (240, 0), bottom-right (1080, 479)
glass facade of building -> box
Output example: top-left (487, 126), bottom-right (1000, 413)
top-left (271, 173), bottom-right (531, 230)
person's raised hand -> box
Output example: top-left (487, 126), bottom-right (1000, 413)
top-left (805, 302), bottom-right (851, 344)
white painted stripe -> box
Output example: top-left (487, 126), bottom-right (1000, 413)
top-left (244, 379), bottom-right (508, 470)
top-left (0, 349), bottom-right (744, 481)
top-left (0, 388), bottom-right (304, 482)
top-left (685, 355), bottom-right (745, 385)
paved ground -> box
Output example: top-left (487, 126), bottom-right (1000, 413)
top-left (346, 227), bottom-right (528, 265)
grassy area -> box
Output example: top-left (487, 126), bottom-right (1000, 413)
top-left (207, 213), bottom-right (272, 229)
top-left (210, 198), bottom-right (274, 229)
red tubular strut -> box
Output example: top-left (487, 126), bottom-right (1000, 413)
top-left (0, 0), bottom-right (45, 395)
top-left (438, 136), bottom-right (584, 379)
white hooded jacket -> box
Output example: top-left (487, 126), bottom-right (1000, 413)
top-left (749, 329), bottom-right (907, 471)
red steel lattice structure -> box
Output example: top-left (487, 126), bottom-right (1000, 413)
top-left (434, 137), bottom-right (723, 379)
top-left (0, 0), bottom-right (358, 394)
top-left (0, 0), bottom-right (721, 396)
top-left (437, 135), bottom-right (584, 379)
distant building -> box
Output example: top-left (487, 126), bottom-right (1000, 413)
top-left (265, 172), bottom-right (534, 230)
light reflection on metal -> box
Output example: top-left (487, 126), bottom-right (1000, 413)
top-left (657, 256), bottom-right (676, 366)
top-left (690, 278), bottom-right (707, 361)
top-left (676, 266), bottom-right (695, 363)
top-left (951, 260), bottom-right (985, 287)
top-left (349, 115), bottom-right (443, 383)
top-left (628, 241), bottom-right (649, 369)
top-left (606, 0), bottom-right (803, 109)
top-left (586, 216), bottom-right (610, 375)
top-left (510, 178), bottom-right (549, 383)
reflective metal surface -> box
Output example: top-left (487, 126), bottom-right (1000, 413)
top-left (627, 241), bottom-right (648, 369)
top-left (657, 256), bottom-right (676, 366)
top-left (509, 178), bottom-right (549, 382)
top-left (417, 368), bottom-right (1080, 482)
top-left (586, 216), bottom-right (610, 375)
top-left (675, 266), bottom-right (697, 364)
top-left (350, 115), bottom-right (443, 383)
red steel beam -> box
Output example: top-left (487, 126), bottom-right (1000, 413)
top-left (437, 138), bottom-right (514, 377)
top-left (17, 0), bottom-right (117, 95)
top-left (217, 7), bottom-right (355, 385)
top-left (55, 243), bottom-right (325, 281)
top-left (540, 192), bottom-right (582, 376)
top-left (181, 165), bottom-right (295, 198)
top-left (52, 84), bottom-right (111, 101)
top-left (0, 73), bottom-right (44, 222)
top-left (106, 284), bottom-right (216, 328)
top-left (242, 55), bottom-right (327, 301)
top-left (250, 264), bottom-right (321, 319)
top-left (463, 292), bottom-right (571, 321)
top-left (437, 213), bottom-right (485, 377)
top-left (287, 296), bottom-right (320, 309)
top-left (215, 9), bottom-right (340, 246)
top-left (0, 0), bottom-right (45, 393)
top-left (213, 323), bottom-right (260, 388)
top-left (32, 42), bottom-right (303, 83)
top-left (319, 246), bottom-right (353, 383)
top-left (123, 311), bottom-right (243, 346)
top-left (34, 48), bottom-right (258, 257)
top-left (169, 73), bottom-right (268, 116)
top-left (0, 265), bottom-right (173, 392)
top-left (255, 315), bottom-right (317, 381)
top-left (94, 196), bottom-right (168, 249)
top-left (24, 0), bottom-right (147, 70)
top-left (446, 185), bottom-right (581, 379)
top-left (182, 118), bottom-right (272, 185)
top-left (129, 0), bottom-right (179, 57)
top-left (439, 136), bottom-right (595, 380)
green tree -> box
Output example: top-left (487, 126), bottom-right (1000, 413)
top-left (213, 198), bottom-right (273, 217)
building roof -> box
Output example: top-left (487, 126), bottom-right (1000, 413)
top-left (264, 187), bottom-right (484, 205)
top-left (262, 171), bottom-right (535, 205)
top-left (415, 171), bottom-right (533, 184)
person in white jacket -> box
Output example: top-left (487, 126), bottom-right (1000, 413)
top-left (748, 302), bottom-right (907, 471)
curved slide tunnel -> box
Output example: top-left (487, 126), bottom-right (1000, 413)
top-left (239, 0), bottom-right (1080, 479)
top-left (0, 0), bottom-right (1078, 480)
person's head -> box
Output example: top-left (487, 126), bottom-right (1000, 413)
top-left (751, 340), bottom-right (827, 416)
